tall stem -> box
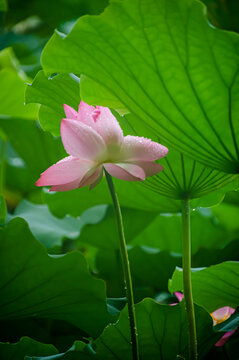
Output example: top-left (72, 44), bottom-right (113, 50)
top-left (105, 171), bottom-right (139, 360)
top-left (181, 198), bottom-right (197, 360)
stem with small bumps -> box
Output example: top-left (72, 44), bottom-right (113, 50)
top-left (105, 170), bottom-right (139, 360)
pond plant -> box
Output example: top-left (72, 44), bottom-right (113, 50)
top-left (0, 0), bottom-right (239, 359)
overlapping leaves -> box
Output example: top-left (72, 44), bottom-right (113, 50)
top-left (0, 218), bottom-right (113, 336)
top-left (40, 0), bottom-right (239, 174)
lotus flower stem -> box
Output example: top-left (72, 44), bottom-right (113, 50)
top-left (105, 170), bottom-right (139, 360)
top-left (182, 198), bottom-right (198, 360)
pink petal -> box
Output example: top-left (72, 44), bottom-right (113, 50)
top-left (61, 118), bottom-right (106, 160)
top-left (215, 329), bottom-right (237, 347)
top-left (77, 101), bottom-right (96, 127)
top-left (212, 307), bottom-right (235, 325)
top-left (104, 163), bottom-right (146, 181)
top-left (175, 292), bottom-right (184, 302)
top-left (133, 161), bottom-right (164, 177)
top-left (93, 106), bottom-right (123, 146)
top-left (120, 135), bottom-right (168, 161)
top-left (36, 156), bottom-right (94, 187)
top-left (79, 165), bottom-right (103, 188)
top-left (50, 178), bottom-right (82, 192)
top-left (63, 104), bottom-right (78, 120)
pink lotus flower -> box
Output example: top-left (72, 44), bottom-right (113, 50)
top-left (172, 292), bottom-right (237, 347)
top-left (36, 101), bottom-right (168, 191)
top-left (211, 307), bottom-right (237, 347)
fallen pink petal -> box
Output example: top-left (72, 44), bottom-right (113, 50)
top-left (171, 293), bottom-right (237, 347)
top-left (36, 101), bottom-right (168, 191)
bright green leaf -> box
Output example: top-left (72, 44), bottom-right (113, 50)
top-left (25, 71), bottom-right (81, 136)
top-left (41, 0), bottom-right (239, 174)
top-left (0, 117), bottom-right (66, 179)
top-left (212, 202), bottom-right (239, 232)
top-left (0, 48), bottom-right (38, 119)
top-left (26, 70), bottom-right (236, 202)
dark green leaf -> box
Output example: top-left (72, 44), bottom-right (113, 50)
top-left (0, 218), bottom-right (113, 336)
top-left (25, 299), bottom-right (221, 360)
top-left (94, 299), bottom-right (219, 359)
top-left (131, 209), bottom-right (236, 254)
top-left (79, 205), bottom-right (157, 249)
top-left (169, 261), bottom-right (239, 312)
top-left (0, 336), bottom-right (58, 360)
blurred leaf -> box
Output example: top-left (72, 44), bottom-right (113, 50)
top-left (26, 340), bottom-right (94, 360)
top-left (96, 240), bottom-right (239, 299)
top-left (7, 199), bottom-right (82, 248)
top-left (0, 317), bottom-right (88, 354)
top-left (25, 71), bottom-right (81, 136)
top-left (0, 337), bottom-right (58, 360)
top-left (212, 202), bottom-right (239, 232)
top-left (0, 195), bottom-right (7, 224)
top-left (0, 48), bottom-right (38, 118)
top-left (41, 0), bottom-right (239, 174)
top-left (131, 209), bottom-right (238, 254)
top-left (0, 69), bottom-right (37, 118)
top-left (7, 201), bottom-right (142, 250)
top-left (4, 0), bottom-right (108, 34)
top-left (0, 218), bottom-right (113, 336)
top-left (0, 117), bottom-right (66, 179)
top-left (129, 247), bottom-right (181, 292)
top-left (96, 246), bottom-right (182, 299)
top-left (192, 239), bottom-right (239, 267)
top-left (42, 177), bottom-right (182, 216)
top-left (223, 189), bottom-right (239, 206)
top-left (201, 0), bottom-right (239, 33)
top-left (0, 47), bottom-right (22, 72)
top-left (169, 261), bottom-right (239, 312)
top-left (0, 0), bottom-right (7, 11)
top-left (79, 205), bottom-right (157, 249)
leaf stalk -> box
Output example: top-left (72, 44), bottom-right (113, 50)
top-left (105, 170), bottom-right (140, 360)
top-left (182, 198), bottom-right (198, 360)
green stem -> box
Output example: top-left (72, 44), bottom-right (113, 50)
top-left (181, 198), bottom-right (197, 360)
top-left (105, 170), bottom-right (139, 360)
